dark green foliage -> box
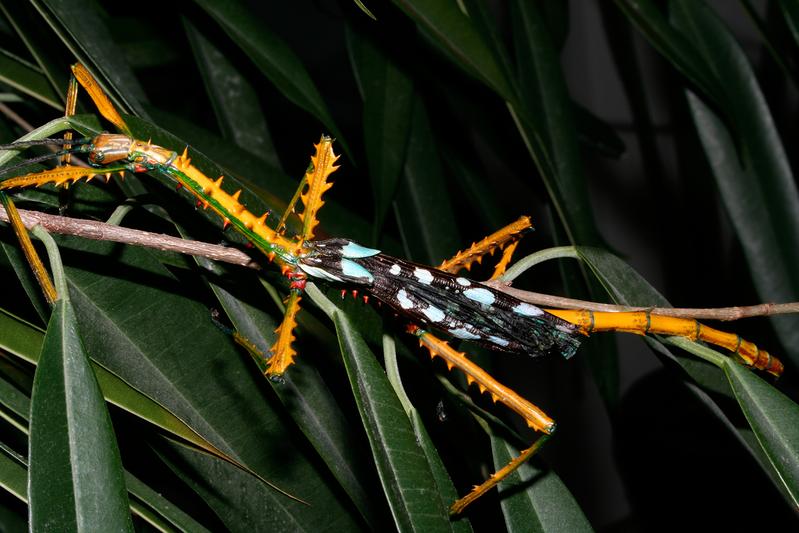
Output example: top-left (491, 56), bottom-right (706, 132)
top-left (0, 1), bottom-right (797, 530)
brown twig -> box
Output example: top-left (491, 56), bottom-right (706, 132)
top-left (0, 205), bottom-right (260, 269)
top-left (2, 205), bottom-right (797, 321)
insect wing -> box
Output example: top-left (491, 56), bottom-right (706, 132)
top-left (360, 254), bottom-right (581, 358)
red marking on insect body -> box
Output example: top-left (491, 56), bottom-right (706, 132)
top-left (363, 295), bottom-right (369, 304)
top-left (351, 290), bottom-right (358, 299)
top-left (285, 270), bottom-right (307, 290)
top-left (175, 183), bottom-right (183, 190)
top-left (340, 289), bottom-right (347, 299)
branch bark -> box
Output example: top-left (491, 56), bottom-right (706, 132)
top-left (3, 205), bottom-right (797, 321)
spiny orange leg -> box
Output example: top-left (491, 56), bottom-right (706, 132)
top-left (69, 63), bottom-right (132, 136)
top-left (438, 216), bottom-right (532, 274)
top-left (62, 75), bottom-right (78, 165)
top-left (410, 326), bottom-right (555, 514)
top-left (0, 166), bottom-right (124, 191)
top-left (548, 309), bottom-right (784, 377)
top-left (266, 138), bottom-right (339, 376)
top-left (0, 64), bottom-right (131, 302)
top-left (0, 193), bottom-right (57, 304)
top-left (266, 291), bottom-right (302, 378)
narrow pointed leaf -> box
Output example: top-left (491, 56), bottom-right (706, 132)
top-left (0, 51), bottom-right (60, 108)
top-left (183, 17), bottom-right (280, 167)
top-left (0, 444), bottom-right (26, 503)
top-left (674, 0), bottom-right (799, 366)
top-left (390, 1), bottom-right (513, 100)
top-left (613, 0), bottom-right (721, 99)
top-left (347, 27), bottom-right (414, 240)
top-left (28, 299), bottom-right (133, 531)
top-left (36, 0), bottom-right (148, 116)
top-left (575, 246), bottom-right (799, 506)
top-left (723, 362), bottom-right (799, 507)
top-left (510, 0), bottom-right (599, 246)
top-left (307, 285), bottom-right (451, 531)
top-left (492, 436), bottom-right (592, 532)
top-left (394, 99), bottom-right (460, 264)
top-left (191, 0), bottom-right (349, 156)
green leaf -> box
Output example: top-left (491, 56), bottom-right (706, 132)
top-left (780, 0), bottom-right (799, 49)
top-left (35, 0), bottom-right (149, 116)
top-left (347, 26), bottom-right (414, 241)
top-left (59, 236), bottom-right (353, 527)
top-left (308, 285), bottom-right (452, 531)
top-left (0, 443), bottom-right (26, 504)
top-left (575, 246), bottom-right (799, 506)
top-left (394, 98), bottom-right (460, 264)
top-left (191, 0), bottom-right (349, 157)
top-left (204, 266), bottom-right (385, 530)
top-left (125, 471), bottom-right (213, 533)
top-left (390, 0), bottom-right (514, 101)
top-left (0, 51), bottom-right (60, 108)
top-left (723, 362), bottom-right (799, 507)
top-left (183, 16), bottom-right (280, 167)
top-left (509, 0), bottom-right (600, 246)
top-left (0, 307), bottom-right (262, 475)
top-left (673, 1), bottom-right (799, 366)
top-left (613, 0), bottom-right (722, 99)
top-left (492, 436), bottom-right (592, 533)
top-left (28, 299), bottom-right (133, 531)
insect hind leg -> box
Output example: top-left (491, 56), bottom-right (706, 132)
top-left (411, 326), bottom-right (555, 514)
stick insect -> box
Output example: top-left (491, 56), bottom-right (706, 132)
top-left (0, 64), bottom-right (784, 515)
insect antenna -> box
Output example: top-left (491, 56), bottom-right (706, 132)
top-left (0, 137), bottom-right (91, 150)
top-left (0, 147), bottom-right (90, 177)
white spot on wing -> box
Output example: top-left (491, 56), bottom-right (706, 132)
top-left (422, 305), bottom-right (445, 323)
top-left (513, 303), bottom-right (543, 317)
top-left (489, 335), bottom-right (510, 347)
top-left (396, 289), bottom-right (413, 310)
top-left (298, 264), bottom-right (343, 282)
top-left (413, 268), bottom-right (434, 285)
top-left (389, 264), bottom-right (401, 275)
top-left (449, 327), bottom-right (480, 340)
top-left (463, 287), bottom-right (495, 306)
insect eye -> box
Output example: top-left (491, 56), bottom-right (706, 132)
top-left (93, 152), bottom-right (104, 162)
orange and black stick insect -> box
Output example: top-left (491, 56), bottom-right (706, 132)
top-left (0, 64), bottom-right (784, 514)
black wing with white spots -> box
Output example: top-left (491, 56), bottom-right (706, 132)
top-left (356, 253), bottom-right (581, 358)
top-left (299, 240), bottom-right (581, 358)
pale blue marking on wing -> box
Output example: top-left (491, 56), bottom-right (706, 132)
top-left (513, 302), bottom-right (543, 317)
top-left (298, 264), bottom-right (343, 282)
top-left (341, 258), bottom-right (374, 282)
top-left (397, 289), bottom-right (413, 310)
top-left (449, 327), bottom-right (480, 340)
top-left (422, 305), bottom-right (445, 323)
top-left (463, 287), bottom-right (495, 306)
top-left (488, 335), bottom-right (510, 347)
top-left (341, 241), bottom-right (381, 258)
top-left (413, 268), bottom-right (434, 285)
